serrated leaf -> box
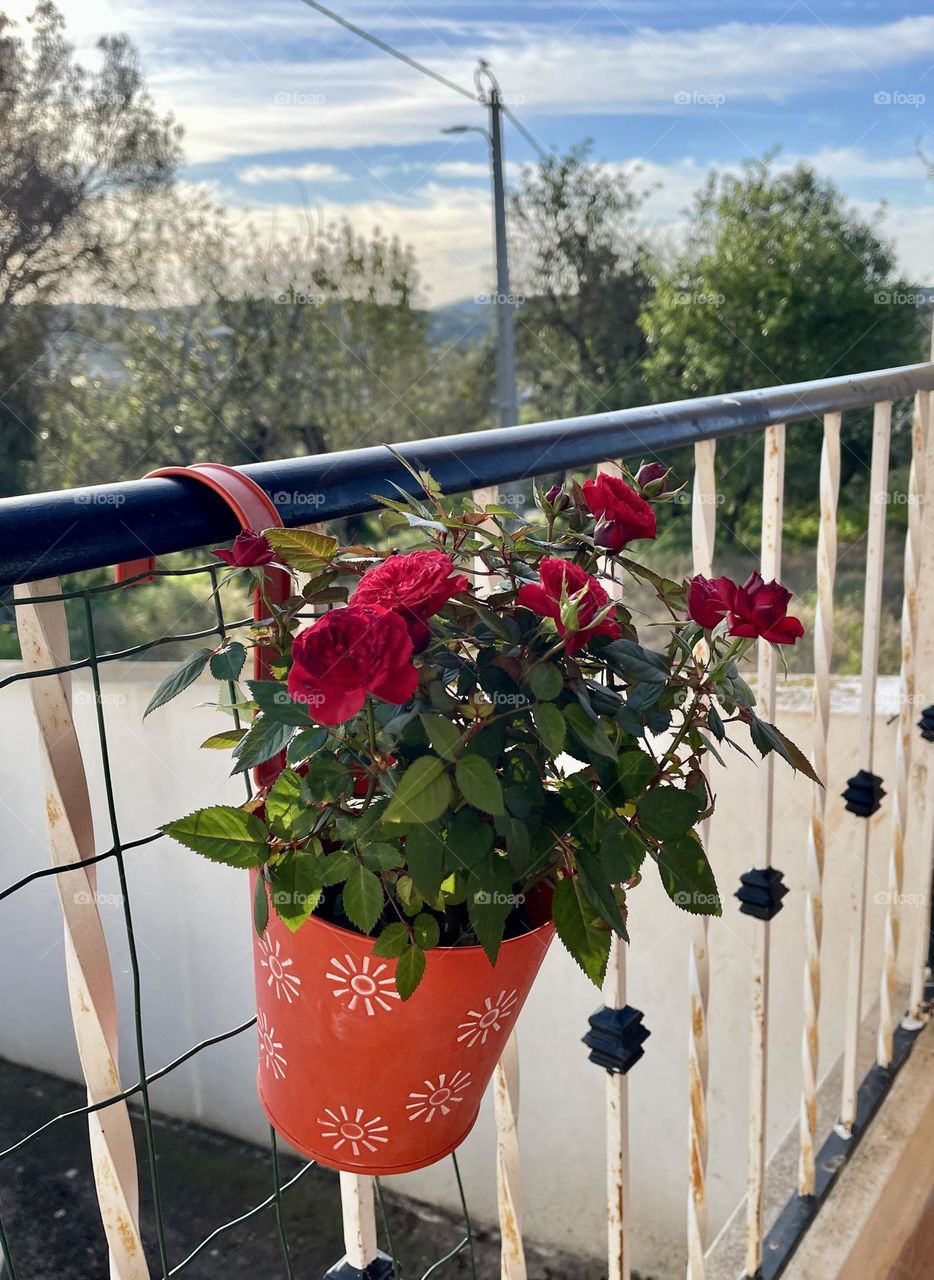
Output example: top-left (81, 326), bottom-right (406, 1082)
top-left (552, 877), bottom-right (611, 987)
top-left (318, 849), bottom-right (356, 886)
top-left (532, 703), bottom-right (566, 755)
top-left (286, 727), bottom-right (329, 765)
top-left (361, 842), bottom-right (402, 872)
top-left (617, 750), bottom-right (657, 802)
top-left (655, 834), bottom-right (722, 916)
top-left (343, 863), bottom-right (385, 933)
top-left (455, 755), bottom-right (505, 815)
top-left (564, 703), bottom-right (617, 759)
top-left (231, 716), bottom-right (295, 774)
top-left (161, 806), bottom-right (268, 868)
top-left (144, 647), bottom-right (213, 717)
top-left (600, 819), bottom-right (646, 883)
top-left (602, 639), bottom-right (669, 686)
top-left (253, 873), bottom-right (269, 935)
top-left (413, 912), bottom-right (441, 950)
top-left (248, 680), bottom-right (313, 726)
top-left (210, 642), bottom-right (247, 682)
top-left (264, 527), bottom-right (338, 570)
top-left (373, 922), bottom-right (409, 959)
top-left (575, 848), bottom-right (628, 937)
top-left (268, 851), bottom-right (322, 931)
top-left (395, 944), bottom-right (427, 1000)
top-left (636, 786), bottom-right (703, 841)
top-left (383, 756), bottom-right (452, 825)
top-left (467, 889), bottom-right (511, 965)
top-left (749, 717), bottom-right (821, 784)
top-left (420, 713), bottom-right (461, 760)
top-left (404, 826), bottom-right (446, 899)
top-left (265, 769), bottom-right (304, 838)
top-left (529, 663), bottom-right (564, 701)
top-left (200, 728), bottom-right (248, 750)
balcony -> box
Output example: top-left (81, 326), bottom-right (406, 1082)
top-left (1, 361), bottom-right (933, 1280)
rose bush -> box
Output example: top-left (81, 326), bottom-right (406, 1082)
top-left (153, 464), bottom-right (815, 998)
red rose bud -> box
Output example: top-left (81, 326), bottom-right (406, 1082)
top-left (582, 472), bottom-right (656, 552)
top-left (351, 549), bottom-right (469, 651)
top-left (517, 558), bottom-right (621, 655)
top-left (728, 572), bottom-right (804, 646)
top-left (544, 483), bottom-right (571, 512)
top-left (687, 574), bottom-right (737, 629)
top-left (287, 604), bottom-right (418, 726)
top-left (213, 529), bottom-right (276, 567)
top-left (634, 461), bottom-right (670, 497)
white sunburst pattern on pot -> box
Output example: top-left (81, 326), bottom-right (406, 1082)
top-left (456, 988), bottom-right (519, 1049)
top-left (318, 1106), bottom-right (390, 1157)
top-left (256, 1011), bottom-right (287, 1081)
top-left (405, 1070), bottom-right (472, 1124)
top-left (257, 935), bottom-right (302, 1004)
top-left (325, 952), bottom-right (400, 1016)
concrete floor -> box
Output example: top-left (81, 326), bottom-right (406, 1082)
top-left (0, 1056), bottom-right (607, 1279)
top-left (886, 1184), bottom-right (934, 1280)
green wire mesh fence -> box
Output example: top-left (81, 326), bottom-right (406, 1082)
top-left (0, 561), bottom-right (479, 1280)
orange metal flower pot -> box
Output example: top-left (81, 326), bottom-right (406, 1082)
top-left (250, 877), bottom-right (555, 1175)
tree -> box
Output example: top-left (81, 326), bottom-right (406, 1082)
top-left (0, 1), bottom-right (181, 494)
top-left (509, 142), bottom-right (653, 419)
top-left (640, 156), bottom-right (923, 539)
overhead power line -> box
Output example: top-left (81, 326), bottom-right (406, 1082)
top-left (501, 104), bottom-right (548, 160)
top-left (296, 0), bottom-right (479, 102)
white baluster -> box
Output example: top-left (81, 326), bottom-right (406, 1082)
top-left (687, 438), bottom-right (716, 1280)
top-left (840, 401), bottom-right (892, 1131)
top-left (744, 423), bottom-right (785, 1279)
top-left (604, 939), bottom-right (631, 1280)
top-left (495, 1033), bottom-right (526, 1280)
top-left (798, 412), bottom-right (840, 1194)
top-left (337, 1172), bottom-right (381, 1270)
top-left (878, 391), bottom-right (928, 1062)
top-left (15, 580), bottom-right (149, 1280)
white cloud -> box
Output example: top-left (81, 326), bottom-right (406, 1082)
top-left (238, 160), bottom-right (349, 185)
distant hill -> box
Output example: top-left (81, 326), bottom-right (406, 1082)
top-left (426, 299), bottom-right (494, 346)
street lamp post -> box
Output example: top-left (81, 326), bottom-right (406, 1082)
top-left (442, 65), bottom-right (519, 432)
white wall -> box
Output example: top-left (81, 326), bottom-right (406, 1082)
top-left (0, 661), bottom-right (928, 1279)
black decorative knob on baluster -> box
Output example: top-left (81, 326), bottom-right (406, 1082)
top-left (583, 1004), bottom-right (650, 1074)
top-left (325, 1254), bottom-right (395, 1279)
top-left (842, 769), bottom-right (885, 817)
top-left (917, 706), bottom-right (934, 741)
top-left (735, 866), bottom-right (788, 920)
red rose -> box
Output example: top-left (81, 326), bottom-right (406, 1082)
top-left (687, 574), bottom-right (737, 628)
top-left (517, 558), bottom-right (621, 655)
top-left (287, 605), bottom-right (418, 725)
top-left (351, 550), bottom-right (469, 650)
top-left (687, 572), bottom-right (803, 645)
top-left (582, 473), bottom-right (657, 552)
top-left (634, 461), bottom-right (670, 496)
top-left (729, 572), bottom-right (804, 645)
top-left (213, 529), bottom-right (276, 567)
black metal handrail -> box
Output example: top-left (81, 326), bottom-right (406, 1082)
top-left (3, 361), bottom-right (933, 588)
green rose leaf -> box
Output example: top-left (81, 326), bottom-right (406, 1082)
top-left (404, 826), bottom-right (446, 900)
top-left (343, 863), bottom-right (385, 934)
top-left (636, 786), bottom-right (704, 841)
top-left (455, 755), bottom-right (505, 815)
top-left (413, 912), bottom-right (441, 950)
top-left (395, 944), bottom-right (427, 1000)
top-left (264, 527), bottom-right (339, 569)
top-left (532, 703), bottom-right (566, 755)
top-left (552, 877), bottom-right (611, 987)
top-left (231, 716), bottom-right (296, 774)
top-left (564, 703), bottom-right (617, 759)
top-left (248, 680), bottom-right (313, 727)
top-left (210, 642), bottom-right (247, 683)
top-left (318, 848), bottom-right (356, 886)
top-left (420, 713), bottom-right (461, 760)
top-left (269, 850), bottom-right (322, 932)
top-left (749, 717), bottom-right (821, 785)
top-left (200, 727), bottom-right (248, 750)
top-left (373, 922), bottom-right (409, 959)
top-left (286, 726), bottom-right (329, 765)
top-left (617, 750), bottom-right (657, 802)
top-left (466, 889), bottom-right (511, 965)
top-left (144, 647), bottom-right (214, 717)
top-left (161, 805), bottom-right (269, 868)
top-left (655, 833), bottom-right (722, 916)
top-left (575, 848), bottom-right (628, 938)
top-left (253, 873), bottom-right (269, 936)
top-left (602, 639), bottom-right (669, 686)
top-left (529, 663), bottom-right (564, 701)
top-left (265, 769), bottom-right (304, 838)
top-left (383, 755), bottom-right (452, 825)
top-left (600, 819), bottom-right (646, 883)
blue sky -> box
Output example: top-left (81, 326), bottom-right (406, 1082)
top-left (15, 0), bottom-right (934, 303)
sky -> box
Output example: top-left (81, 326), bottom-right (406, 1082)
top-left (10, 0), bottom-right (934, 305)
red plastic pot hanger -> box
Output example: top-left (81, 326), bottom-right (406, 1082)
top-left (114, 463), bottom-right (291, 787)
